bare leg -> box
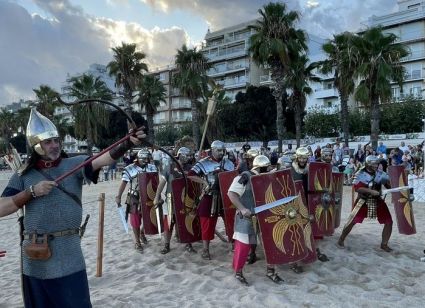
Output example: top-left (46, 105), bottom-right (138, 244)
top-left (202, 240), bottom-right (211, 260)
top-left (380, 222), bottom-right (393, 252)
top-left (338, 221), bottom-right (355, 247)
top-left (133, 228), bottom-right (143, 252)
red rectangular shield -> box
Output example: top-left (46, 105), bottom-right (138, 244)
top-left (250, 169), bottom-right (312, 265)
top-left (138, 172), bottom-right (162, 235)
top-left (332, 172), bottom-right (344, 229)
top-left (171, 177), bottom-right (202, 243)
top-left (294, 180), bottom-right (317, 264)
top-left (219, 170), bottom-right (239, 241)
top-left (308, 162), bottom-right (335, 236)
top-left (388, 166), bottom-right (416, 235)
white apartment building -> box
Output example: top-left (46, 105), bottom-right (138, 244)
top-left (366, 0), bottom-right (425, 102)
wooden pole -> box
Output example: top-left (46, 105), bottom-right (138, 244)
top-left (198, 99), bottom-right (217, 153)
top-left (199, 114), bottom-right (212, 153)
top-left (96, 193), bottom-right (105, 277)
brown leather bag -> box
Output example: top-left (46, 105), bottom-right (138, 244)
top-left (24, 234), bottom-right (52, 260)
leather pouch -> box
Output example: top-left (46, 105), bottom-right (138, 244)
top-left (25, 234), bottom-right (52, 260)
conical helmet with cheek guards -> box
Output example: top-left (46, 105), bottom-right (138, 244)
top-left (26, 108), bottom-right (59, 156)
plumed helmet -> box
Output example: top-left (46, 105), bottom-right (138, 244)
top-left (295, 147), bottom-right (309, 159)
top-left (211, 140), bottom-right (225, 150)
top-left (244, 149), bottom-right (260, 159)
top-left (177, 147), bottom-right (192, 156)
top-left (26, 108), bottom-right (59, 155)
top-left (137, 148), bottom-right (150, 160)
top-left (252, 155), bottom-right (270, 169)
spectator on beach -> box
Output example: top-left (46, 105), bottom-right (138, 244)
top-left (399, 141), bottom-right (409, 154)
top-left (332, 143), bottom-right (343, 167)
top-left (354, 144), bottom-right (365, 164)
top-left (377, 142), bottom-right (387, 156)
top-left (152, 149), bottom-right (162, 169)
top-left (109, 161), bottom-right (117, 180)
top-left (314, 145), bottom-right (321, 161)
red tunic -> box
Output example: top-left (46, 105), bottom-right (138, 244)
top-left (352, 181), bottom-right (392, 224)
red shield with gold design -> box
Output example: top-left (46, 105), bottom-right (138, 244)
top-left (250, 169), bottom-right (312, 265)
top-left (308, 162), bottom-right (335, 236)
top-left (332, 172), bottom-right (344, 229)
top-left (388, 166), bottom-right (416, 235)
top-left (138, 172), bottom-right (162, 235)
top-left (294, 180), bottom-right (317, 264)
top-left (171, 177), bottom-right (202, 243)
top-left (219, 170), bottom-right (239, 241)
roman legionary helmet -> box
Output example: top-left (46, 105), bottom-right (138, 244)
top-left (295, 147), bottom-right (309, 159)
top-left (321, 147), bottom-right (333, 163)
top-left (26, 108), bottom-right (59, 155)
top-left (211, 140), bottom-right (226, 160)
top-left (177, 147), bottom-right (192, 163)
top-left (137, 148), bottom-right (150, 163)
top-left (365, 155), bottom-right (379, 172)
top-left (252, 155), bottom-right (270, 170)
top-left (244, 149), bottom-right (260, 159)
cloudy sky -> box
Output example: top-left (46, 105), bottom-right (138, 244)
top-left (0, 0), bottom-right (398, 106)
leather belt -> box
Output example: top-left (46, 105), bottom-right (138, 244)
top-left (23, 228), bottom-right (80, 240)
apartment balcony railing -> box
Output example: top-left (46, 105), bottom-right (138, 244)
top-left (171, 102), bottom-right (191, 109)
top-left (404, 71), bottom-right (422, 80)
top-left (400, 49), bottom-right (425, 62)
top-left (259, 75), bottom-right (273, 84)
top-left (314, 88), bottom-right (339, 99)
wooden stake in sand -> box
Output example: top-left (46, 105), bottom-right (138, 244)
top-left (96, 193), bottom-right (105, 277)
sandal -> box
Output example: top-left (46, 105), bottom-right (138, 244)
top-left (134, 242), bottom-right (143, 253)
top-left (380, 244), bottom-right (393, 252)
top-left (316, 248), bottom-right (330, 262)
top-left (201, 249), bottom-right (211, 260)
top-left (160, 243), bottom-right (170, 254)
top-left (247, 252), bottom-right (257, 265)
top-left (140, 233), bottom-right (148, 245)
top-left (235, 271), bottom-right (249, 286)
top-left (289, 263), bottom-right (304, 274)
top-left (185, 244), bottom-right (196, 254)
top-left (266, 268), bottom-right (284, 284)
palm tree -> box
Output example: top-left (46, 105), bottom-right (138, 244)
top-left (249, 2), bottom-right (307, 152)
top-left (172, 44), bottom-right (211, 148)
top-left (32, 85), bottom-right (59, 118)
top-left (0, 109), bottom-right (15, 151)
top-left (64, 74), bottom-right (113, 155)
top-left (353, 27), bottom-right (409, 149)
top-left (135, 74), bottom-right (167, 143)
top-left (286, 54), bottom-right (320, 147)
top-left (320, 32), bottom-right (358, 147)
top-left (107, 43), bottom-right (148, 111)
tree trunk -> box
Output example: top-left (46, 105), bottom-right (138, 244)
top-left (370, 97), bottom-right (380, 150)
top-left (295, 107), bottom-right (302, 148)
top-left (340, 94), bottom-right (350, 147)
top-left (271, 66), bottom-right (286, 153)
top-left (191, 99), bottom-right (200, 148)
top-left (147, 110), bottom-right (155, 144)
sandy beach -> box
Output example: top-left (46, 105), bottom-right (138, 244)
top-left (1, 170), bottom-right (425, 308)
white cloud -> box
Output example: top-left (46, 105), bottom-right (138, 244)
top-left (0, 0), bottom-right (190, 106)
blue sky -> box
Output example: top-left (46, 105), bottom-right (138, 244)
top-left (0, 0), bottom-right (398, 106)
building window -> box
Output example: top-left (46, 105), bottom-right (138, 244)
top-left (159, 72), bottom-right (166, 81)
top-left (325, 101), bottom-right (332, 108)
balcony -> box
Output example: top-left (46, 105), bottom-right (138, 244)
top-left (314, 88), bottom-right (339, 99)
top-left (400, 49), bottom-right (425, 62)
top-left (171, 102), bottom-right (191, 109)
top-left (259, 74), bottom-right (273, 85)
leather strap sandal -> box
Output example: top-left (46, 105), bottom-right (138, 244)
top-left (235, 271), bottom-right (249, 286)
top-left (266, 268), bottom-right (284, 284)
